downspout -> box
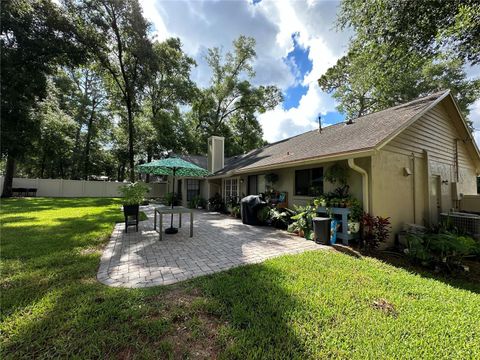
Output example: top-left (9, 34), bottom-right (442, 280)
top-left (348, 158), bottom-right (369, 213)
top-left (411, 152), bottom-right (416, 223)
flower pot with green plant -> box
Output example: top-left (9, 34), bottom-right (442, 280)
top-left (119, 182), bottom-right (150, 217)
top-left (315, 196), bottom-right (327, 207)
top-left (347, 198), bottom-right (363, 234)
top-left (290, 204), bottom-right (316, 240)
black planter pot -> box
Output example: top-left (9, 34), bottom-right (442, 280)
top-left (123, 204), bottom-right (139, 216)
top-left (123, 204), bottom-right (140, 232)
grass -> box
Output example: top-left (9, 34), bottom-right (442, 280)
top-left (1, 198), bottom-right (479, 359)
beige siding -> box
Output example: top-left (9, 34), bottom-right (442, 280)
top-left (384, 103), bottom-right (473, 169)
top-left (236, 158), bottom-right (371, 209)
top-left (372, 102), bottom-right (478, 246)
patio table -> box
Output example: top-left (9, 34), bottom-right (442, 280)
top-left (153, 205), bottom-right (194, 240)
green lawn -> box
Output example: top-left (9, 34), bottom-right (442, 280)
top-left (1, 198), bottom-right (479, 359)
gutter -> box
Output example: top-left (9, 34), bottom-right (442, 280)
top-left (208, 149), bottom-right (376, 179)
top-left (348, 158), bottom-right (369, 213)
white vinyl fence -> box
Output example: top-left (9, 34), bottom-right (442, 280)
top-left (0, 177), bottom-right (168, 198)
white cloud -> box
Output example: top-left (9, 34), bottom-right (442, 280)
top-left (140, 0), bottom-right (350, 142)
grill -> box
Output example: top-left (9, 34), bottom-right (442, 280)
top-left (440, 212), bottom-right (480, 238)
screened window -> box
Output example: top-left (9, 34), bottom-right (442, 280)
top-left (295, 167), bottom-right (323, 196)
top-left (186, 179), bottom-right (200, 201)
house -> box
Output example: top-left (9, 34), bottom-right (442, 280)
top-left (164, 90), bottom-right (480, 244)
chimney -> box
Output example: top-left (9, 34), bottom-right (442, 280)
top-left (318, 115), bottom-right (322, 133)
top-left (207, 136), bottom-right (225, 173)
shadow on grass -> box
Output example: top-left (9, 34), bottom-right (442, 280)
top-left (194, 263), bottom-right (307, 358)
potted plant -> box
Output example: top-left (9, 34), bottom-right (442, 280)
top-left (119, 182), bottom-right (150, 217)
top-left (314, 196), bottom-right (327, 208)
top-left (290, 204), bottom-right (316, 240)
top-left (348, 198), bottom-right (363, 234)
top-left (197, 197), bottom-right (207, 209)
top-left (265, 173), bottom-right (279, 189)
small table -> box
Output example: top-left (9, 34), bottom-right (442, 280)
top-left (153, 206), bottom-right (194, 240)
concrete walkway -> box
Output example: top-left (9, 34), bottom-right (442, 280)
top-left (97, 206), bottom-right (327, 288)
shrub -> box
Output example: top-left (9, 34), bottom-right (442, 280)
top-left (188, 196), bottom-right (199, 209)
top-left (269, 208), bottom-right (295, 229)
top-left (361, 213), bottom-right (391, 251)
top-left (119, 182), bottom-right (149, 205)
top-left (188, 196), bottom-right (207, 209)
top-left (406, 231), bottom-right (480, 271)
top-left (164, 192), bottom-right (180, 206)
top-left (290, 204), bottom-right (316, 240)
top-left (231, 205), bottom-right (241, 218)
top-left (256, 206), bottom-right (271, 224)
top-left (208, 193), bottom-right (226, 212)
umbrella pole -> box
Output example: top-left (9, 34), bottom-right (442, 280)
top-left (170, 168), bottom-right (175, 228)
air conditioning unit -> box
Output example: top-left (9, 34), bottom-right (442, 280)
top-left (440, 212), bottom-right (480, 239)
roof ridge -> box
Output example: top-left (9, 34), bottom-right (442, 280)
top-left (351, 89), bottom-right (449, 122)
top-left (255, 90), bottom-right (450, 148)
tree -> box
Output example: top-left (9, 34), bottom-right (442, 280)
top-left (141, 37), bottom-right (198, 169)
top-left (35, 89), bottom-right (77, 178)
top-left (337, 0), bottom-right (480, 66)
top-left (193, 36), bottom-right (283, 156)
top-left (229, 110), bottom-right (266, 155)
top-left (318, 47), bottom-right (480, 121)
top-left (68, 0), bottom-right (154, 181)
top-left (147, 38), bottom-right (197, 121)
top-left (60, 67), bottom-right (109, 179)
top-left (1, 0), bottom-right (85, 197)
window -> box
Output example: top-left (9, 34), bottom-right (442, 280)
top-left (248, 175), bottom-right (258, 195)
top-left (224, 178), bottom-right (238, 201)
top-left (186, 179), bottom-right (200, 201)
top-left (295, 167), bottom-right (323, 196)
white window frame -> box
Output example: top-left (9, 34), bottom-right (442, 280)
top-left (223, 177), bottom-right (239, 202)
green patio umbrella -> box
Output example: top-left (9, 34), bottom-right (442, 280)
top-left (136, 157), bottom-right (211, 234)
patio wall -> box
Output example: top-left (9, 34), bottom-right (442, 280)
top-left (0, 177), bottom-right (167, 198)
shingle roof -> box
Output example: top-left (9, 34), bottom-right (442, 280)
top-left (214, 90), bottom-right (449, 176)
top-left (173, 154), bottom-right (208, 170)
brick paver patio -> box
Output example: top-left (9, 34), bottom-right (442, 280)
top-left (97, 206), bottom-right (327, 288)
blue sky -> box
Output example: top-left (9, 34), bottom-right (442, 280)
top-left (140, 0), bottom-right (479, 144)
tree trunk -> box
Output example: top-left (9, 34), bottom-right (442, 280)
top-left (126, 101), bottom-right (135, 182)
top-left (83, 104), bottom-right (95, 180)
top-left (71, 123), bottom-right (82, 179)
top-left (1, 155), bottom-right (15, 198)
top-left (40, 152), bottom-right (46, 178)
top-left (145, 150), bottom-right (152, 183)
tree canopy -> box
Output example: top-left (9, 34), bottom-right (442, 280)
top-left (1, 1), bottom-right (280, 195)
top-left (337, 0), bottom-right (480, 66)
top-left (318, 0), bottom-right (480, 122)
top-left (192, 36), bottom-right (283, 156)
top-left (1, 0), bottom-right (86, 196)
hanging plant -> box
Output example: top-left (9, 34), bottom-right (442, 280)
top-left (265, 173), bottom-right (279, 185)
top-left (324, 163), bottom-right (348, 185)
